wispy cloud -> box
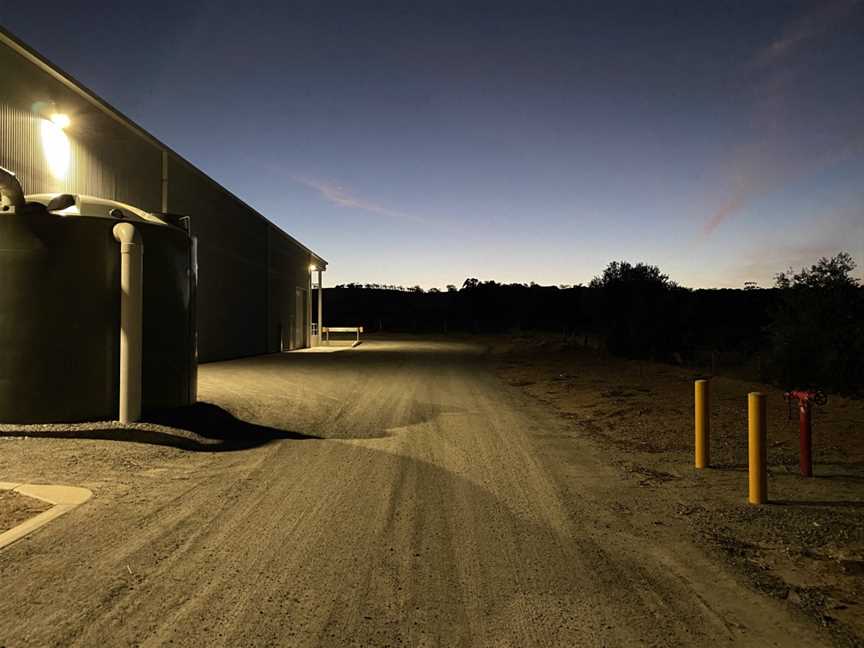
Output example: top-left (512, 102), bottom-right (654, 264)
top-left (753, 0), bottom-right (861, 67)
top-left (701, 0), bottom-right (864, 236)
top-left (703, 193), bottom-right (748, 236)
top-left (702, 132), bottom-right (864, 236)
top-left (292, 176), bottom-right (427, 224)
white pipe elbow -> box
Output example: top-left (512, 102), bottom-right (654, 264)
top-left (112, 222), bottom-right (141, 251)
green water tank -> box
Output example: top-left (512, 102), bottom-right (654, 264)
top-left (0, 194), bottom-right (196, 423)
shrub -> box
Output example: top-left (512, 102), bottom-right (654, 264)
top-left (589, 261), bottom-right (683, 358)
top-left (770, 252), bottom-right (864, 393)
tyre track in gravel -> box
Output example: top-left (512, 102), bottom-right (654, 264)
top-left (0, 338), bottom-right (833, 646)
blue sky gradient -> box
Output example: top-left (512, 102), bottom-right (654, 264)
top-left (2, 1), bottom-right (862, 288)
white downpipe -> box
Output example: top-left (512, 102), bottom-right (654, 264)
top-left (112, 222), bottom-right (143, 423)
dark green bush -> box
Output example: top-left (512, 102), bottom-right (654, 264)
top-left (588, 261), bottom-right (684, 359)
top-left (770, 253), bottom-right (864, 393)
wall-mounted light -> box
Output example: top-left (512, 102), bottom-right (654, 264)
top-left (50, 113), bottom-right (71, 129)
top-left (309, 264), bottom-right (317, 272)
top-left (40, 117), bottom-right (70, 180)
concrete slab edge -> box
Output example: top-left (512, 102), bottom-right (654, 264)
top-left (0, 481), bottom-right (93, 551)
top-left (289, 346), bottom-right (352, 353)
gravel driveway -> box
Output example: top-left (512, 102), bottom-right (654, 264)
top-left (0, 338), bottom-right (832, 646)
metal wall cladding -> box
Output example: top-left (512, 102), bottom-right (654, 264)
top-left (166, 157), bottom-right (319, 360)
top-left (0, 46), bottom-right (161, 210)
top-left (168, 155), bottom-right (316, 362)
top-left (0, 209), bottom-right (195, 422)
top-left (268, 223), bottom-right (314, 351)
top-left (1, 35), bottom-right (324, 376)
top-left (166, 156), bottom-right (271, 361)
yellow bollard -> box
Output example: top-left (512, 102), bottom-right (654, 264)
top-left (694, 380), bottom-right (710, 469)
top-left (748, 392), bottom-right (767, 505)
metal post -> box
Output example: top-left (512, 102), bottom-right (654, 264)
top-left (786, 390), bottom-right (824, 477)
top-left (695, 380), bottom-right (709, 469)
top-left (317, 268), bottom-right (323, 347)
top-left (748, 392), bottom-right (767, 505)
top-left (799, 399), bottom-right (813, 478)
top-left (113, 223), bottom-right (143, 423)
top-left (307, 269), bottom-right (313, 347)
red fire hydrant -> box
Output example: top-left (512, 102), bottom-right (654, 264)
top-left (785, 390), bottom-right (827, 477)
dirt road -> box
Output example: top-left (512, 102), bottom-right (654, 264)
top-left (0, 339), bottom-right (831, 646)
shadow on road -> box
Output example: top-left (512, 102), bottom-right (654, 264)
top-left (0, 402), bottom-right (318, 453)
top-left (771, 499), bottom-right (864, 509)
top-left (148, 402), bottom-right (319, 450)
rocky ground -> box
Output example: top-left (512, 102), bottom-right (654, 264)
top-left (493, 334), bottom-right (864, 646)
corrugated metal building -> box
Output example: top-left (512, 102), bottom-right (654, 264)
top-left (0, 27), bottom-right (326, 362)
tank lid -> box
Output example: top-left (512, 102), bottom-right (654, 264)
top-left (25, 193), bottom-right (173, 226)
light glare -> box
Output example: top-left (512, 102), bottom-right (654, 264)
top-left (50, 113), bottom-right (70, 129)
top-left (40, 118), bottom-right (70, 180)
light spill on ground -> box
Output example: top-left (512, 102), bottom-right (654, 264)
top-left (0, 337), bottom-right (837, 646)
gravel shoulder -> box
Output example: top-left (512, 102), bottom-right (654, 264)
top-left (494, 334), bottom-right (864, 646)
top-left (0, 336), bottom-right (848, 646)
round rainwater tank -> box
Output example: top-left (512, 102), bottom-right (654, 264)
top-left (0, 202), bottom-right (196, 423)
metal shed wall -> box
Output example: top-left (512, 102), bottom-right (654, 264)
top-left (0, 32), bottom-right (325, 363)
top-left (267, 223), bottom-right (313, 352)
top-left (0, 44), bottom-right (161, 210)
top-left (166, 155), bottom-right (271, 361)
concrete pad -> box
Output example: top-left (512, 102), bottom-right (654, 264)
top-left (289, 345), bottom-right (352, 353)
top-left (0, 481), bottom-right (92, 551)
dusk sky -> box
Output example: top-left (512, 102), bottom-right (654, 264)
top-left (2, 1), bottom-right (862, 289)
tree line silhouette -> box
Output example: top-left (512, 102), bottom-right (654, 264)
top-left (325, 253), bottom-right (863, 393)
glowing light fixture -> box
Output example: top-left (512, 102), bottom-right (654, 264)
top-left (40, 118), bottom-right (71, 180)
top-left (50, 113), bottom-right (71, 129)
top-left (309, 264), bottom-right (317, 272)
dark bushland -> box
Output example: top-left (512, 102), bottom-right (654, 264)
top-left (770, 253), bottom-right (863, 393)
top-left (322, 253), bottom-right (863, 394)
top-left (587, 261), bottom-right (682, 358)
